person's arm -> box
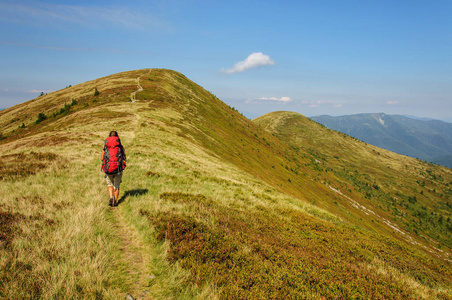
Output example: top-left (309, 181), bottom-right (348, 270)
top-left (101, 141), bottom-right (107, 161)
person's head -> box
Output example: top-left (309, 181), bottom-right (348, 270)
top-left (109, 131), bottom-right (119, 137)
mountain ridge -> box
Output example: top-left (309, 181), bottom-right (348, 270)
top-left (254, 110), bottom-right (451, 251)
top-left (1, 70), bottom-right (451, 299)
top-left (311, 113), bottom-right (452, 168)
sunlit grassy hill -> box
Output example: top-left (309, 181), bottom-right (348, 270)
top-left (1, 70), bottom-right (451, 299)
top-left (254, 111), bottom-right (452, 250)
top-left (310, 113), bottom-right (452, 168)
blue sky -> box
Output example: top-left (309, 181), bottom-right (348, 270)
top-left (1, 0), bottom-right (451, 121)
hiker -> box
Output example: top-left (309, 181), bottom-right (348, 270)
top-left (101, 131), bottom-right (126, 206)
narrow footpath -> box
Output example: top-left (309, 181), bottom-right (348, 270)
top-left (131, 77), bottom-right (144, 103)
top-left (112, 207), bottom-right (155, 300)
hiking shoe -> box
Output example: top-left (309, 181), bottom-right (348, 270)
top-left (109, 197), bottom-right (114, 206)
top-left (113, 200), bottom-right (118, 207)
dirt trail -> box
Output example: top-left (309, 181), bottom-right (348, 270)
top-left (113, 208), bottom-right (155, 300)
top-left (131, 77), bottom-right (144, 102)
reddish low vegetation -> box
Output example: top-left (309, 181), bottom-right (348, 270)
top-left (0, 152), bottom-right (61, 180)
top-left (0, 206), bottom-right (58, 299)
top-left (0, 210), bottom-right (24, 248)
top-left (140, 192), bottom-right (451, 299)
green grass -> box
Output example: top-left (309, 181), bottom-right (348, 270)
top-left (0, 157), bottom-right (127, 298)
top-left (254, 111), bottom-right (452, 252)
top-left (0, 69), bottom-right (451, 299)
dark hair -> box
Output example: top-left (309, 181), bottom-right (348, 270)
top-left (109, 131), bottom-right (118, 137)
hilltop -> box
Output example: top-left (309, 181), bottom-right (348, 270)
top-left (311, 113), bottom-right (452, 168)
top-left (1, 70), bottom-right (451, 299)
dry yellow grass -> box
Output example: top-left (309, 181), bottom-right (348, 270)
top-left (1, 69), bottom-right (451, 299)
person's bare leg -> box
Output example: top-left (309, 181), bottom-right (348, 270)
top-left (114, 188), bottom-right (120, 205)
top-left (108, 186), bottom-right (114, 205)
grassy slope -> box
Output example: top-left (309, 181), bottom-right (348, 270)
top-left (253, 111), bottom-right (452, 250)
top-left (0, 70), bottom-right (451, 299)
top-left (310, 113), bottom-right (452, 163)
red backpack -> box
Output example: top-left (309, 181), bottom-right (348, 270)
top-left (102, 136), bottom-right (126, 175)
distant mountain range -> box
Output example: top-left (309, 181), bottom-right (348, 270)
top-left (311, 113), bottom-right (452, 168)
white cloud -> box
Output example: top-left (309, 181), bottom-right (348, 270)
top-left (387, 101), bottom-right (399, 105)
top-left (245, 96), bottom-right (291, 105)
top-left (221, 52), bottom-right (275, 74)
top-left (1, 41), bottom-right (127, 54)
top-left (259, 96), bottom-right (292, 103)
top-left (29, 89), bottom-right (53, 94)
top-left (0, 2), bottom-right (165, 30)
top-left (303, 100), bottom-right (343, 108)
